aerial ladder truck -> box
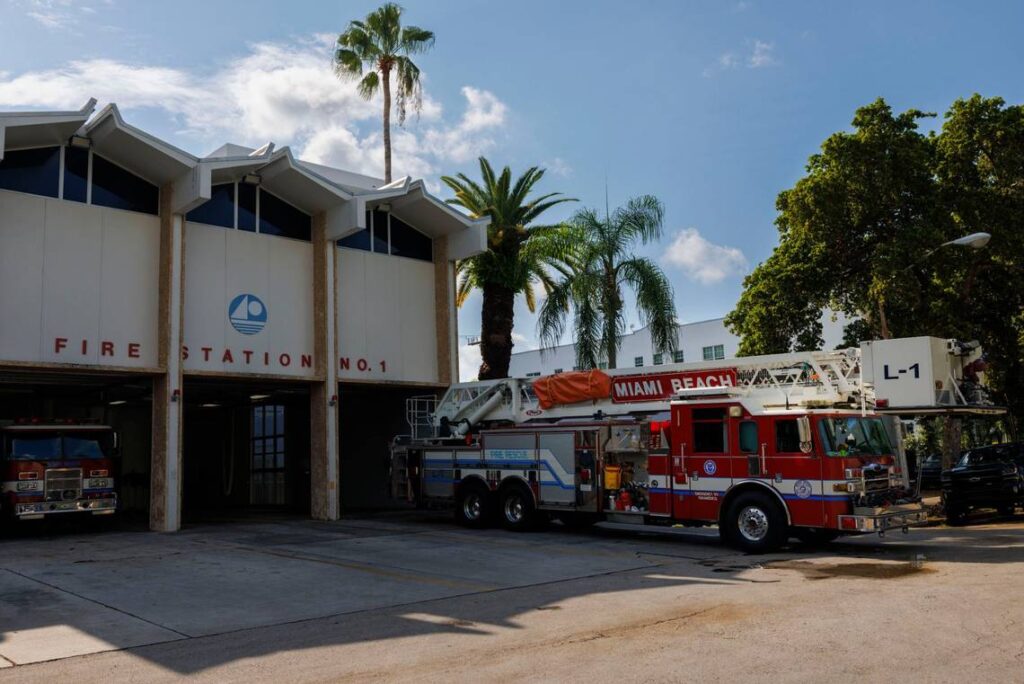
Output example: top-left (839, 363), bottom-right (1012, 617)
top-left (392, 336), bottom-right (995, 552)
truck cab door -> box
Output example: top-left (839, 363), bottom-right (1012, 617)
top-left (765, 416), bottom-right (825, 527)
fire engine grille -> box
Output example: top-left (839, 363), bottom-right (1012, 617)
top-left (45, 468), bottom-right (83, 502)
top-left (863, 466), bottom-right (891, 494)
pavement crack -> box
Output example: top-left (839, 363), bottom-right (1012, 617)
top-left (1, 568), bottom-right (192, 640)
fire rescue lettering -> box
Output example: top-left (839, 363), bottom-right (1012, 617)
top-left (612, 369), bottom-right (738, 403)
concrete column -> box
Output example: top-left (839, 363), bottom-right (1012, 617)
top-left (150, 185), bottom-right (185, 531)
top-left (433, 236), bottom-right (456, 385)
top-left (310, 212), bottom-right (340, 520)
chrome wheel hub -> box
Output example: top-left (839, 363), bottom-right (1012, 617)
top-left (738, 505), bottom-right (770, 542)
top-left (462, 493), bottom-right (482, 521)
top-left (504, 495), bottom-right (524, 523)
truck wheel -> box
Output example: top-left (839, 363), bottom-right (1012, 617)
top-left (945, 506), bottom-right (967, 526)
top-left (793, 527), bottom-right (840, 546)
top-left (499, 484), bottom-right (538, 532)
top-left (455, 482), bottom-right (494, 528)
top-left (722, 492), bottom-right (787, 554)
top-left (997, 503), bottom-right (1016, 517)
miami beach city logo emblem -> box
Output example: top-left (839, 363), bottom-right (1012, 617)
top-left (229, 294), bottom-right (268, 335)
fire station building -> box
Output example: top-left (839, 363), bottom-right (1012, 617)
top-left (0, 100), bottom-right (487, 530)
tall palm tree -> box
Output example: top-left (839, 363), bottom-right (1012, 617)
top-left (334, 3), bottom-right (434, 183)
top-left (443, 157), bottom-right (577, 380)
top-left (538, 196), bottom-right (678, 370)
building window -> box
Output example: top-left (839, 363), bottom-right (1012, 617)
top-left (252, 405), bottom-right (286, 506)
top-left (572, 366), bottom-right (582, 371)
top-left (526, 371), bottom-right (541, 377)
top-left (673, 350), bottom-right (685, 363)
top-left (337, 210), bottom-right (433, 262)
top-left (186, 183), bottom-right (235, 229)
top-left (634, 356), bottom-right (644, 367)
top-left (0, 146), bottom-right (60, 198)
top-left (653, 353), bottom-right (663, 365)
top-left (237, 182), bottom-right (257, 232)
top-left (63, 145), bottom-right (89, 203)
top-left (389, 214), bottom-right (433, 262)
top-left (702, 344), bottom-right (725, 361)
top-left (91, 153), bottom-right (159, 215)
top-left (598, 361), bottom-right (608, 370)
top-left (259, 188), bottom-right (311, 241)
top-left (553, 368), bottom-right (563, 374)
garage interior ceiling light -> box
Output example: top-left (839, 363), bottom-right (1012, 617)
top-left (250, 394), bottom-right (271, 401)
top-left (108, 400), bottom-right (128, 406)
top-left (68, 134), bottom-right (92, 149)
top-left (241, 173), bottom-right (261, 185)
top-left (200, 402), bottom-right (221, 408)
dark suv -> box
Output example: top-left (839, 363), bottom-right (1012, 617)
top-left (942, 443), bottom-right (1024, 524)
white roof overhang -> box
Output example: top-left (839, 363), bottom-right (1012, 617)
top-left (0, 99), bottom-right (97, 160)
top-left (373, 179), bottom-right (488, 260)
top-left (84, 104), bottom-right (197, 186)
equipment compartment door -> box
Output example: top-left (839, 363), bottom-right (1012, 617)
top-left (766, 417), bottom-right (825, 527)
top-left (647, 422), bottom-right (672, 517)
top-left (537, 432), bottom-right (577, 506)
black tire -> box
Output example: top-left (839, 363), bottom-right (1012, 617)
top-left (946, 505), bottom-right (968, 526)
top-left (997, 503), bottom-right (1016, 517)
top-left (499, 483), bottom-right (539, 532)
top-left (454, 481), bottom-right (494, 528)
top-left (721, 491), bottom-right (788, 553)
top-left (792, 527), bottom-right (841, 546)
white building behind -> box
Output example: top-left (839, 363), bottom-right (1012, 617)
top-left (508, 313), bottom-right (849, 377)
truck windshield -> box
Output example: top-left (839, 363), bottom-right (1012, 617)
top-left (7, 434), bottom-right (108, 460)
top-left (10, 436), bottom-right (62, 460)
top-left (818, 417), bottom-right (893, 456)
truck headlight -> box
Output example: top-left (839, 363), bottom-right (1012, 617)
top-left (16, 481), bottom-right (42, 492)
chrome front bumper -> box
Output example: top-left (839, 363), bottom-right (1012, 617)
top-left (14, 496), bottom-right (117, 520)
top-left (838, 504), bottom-right (929, 534)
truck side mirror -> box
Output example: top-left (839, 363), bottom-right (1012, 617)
top-left (797, 416), bottom-right (813, 454)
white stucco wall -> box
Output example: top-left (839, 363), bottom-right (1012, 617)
top-left (0, 189), bottom-right (159, 368)
top-left (183, 222), bottom-right (315, 377)
top-left (337, 247), bottom-right (438, 384)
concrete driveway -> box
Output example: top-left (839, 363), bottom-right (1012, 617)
top-left (1, 513), bottom-right (1022, 681)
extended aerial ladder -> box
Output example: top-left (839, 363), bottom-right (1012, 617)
top-left (406, 337), bottom-right (991, 441)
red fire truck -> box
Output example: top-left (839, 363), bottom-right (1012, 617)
top-left (1, 420), bottom-right (118, 521)
top-left (392, 338), bottom-right (991, 552)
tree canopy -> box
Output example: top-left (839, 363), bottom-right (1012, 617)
top-left (726, 95), bottom-right (1024, 418)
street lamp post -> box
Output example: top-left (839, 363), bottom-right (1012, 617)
top-left (877, 232), bottom-right (991, 339)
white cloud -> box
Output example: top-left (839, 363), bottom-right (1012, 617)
top-left (0, 34), bottom-right (507, 182)
top-left (703, 39), bottom-right (778, 77)
top-left (662, 228), bottom-right (748, 285)
top-left (18, 0), bottom-right (111, 30)
top-left (542, 157), bottom-right (573, 177)
top-left (748, 40), bottom-right (777, 68)
top-left (458, 343), bottom-right (481, 382)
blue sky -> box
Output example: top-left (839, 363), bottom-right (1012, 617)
top-left (2, 0), bottom-right (1023, 375)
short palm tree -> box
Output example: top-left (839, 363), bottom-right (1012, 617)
top-left (443, 157), bottom-right (577, 380)
top-left (538, 196), bottom-right (678, 370)
top-left (334, 3), bottom-right (434, 183)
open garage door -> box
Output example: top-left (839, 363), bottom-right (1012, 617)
top-left (338, 383), bottom-right (441, 511)
top-left (0, 369), bottom-right (153, 520)
top-left (181, 378), bottom-right (311, 522)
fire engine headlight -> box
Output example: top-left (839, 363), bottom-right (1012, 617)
top-left (85, 478), bottom-right (112, 489)
top-left (833, 481), bottom-right (860, 493)
top-left (16, 481), bottom-right (43, 492)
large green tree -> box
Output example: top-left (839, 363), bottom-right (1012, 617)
top-left (334, 3), bottom-right (434, 183)
top-left (726, 95), bottom-right (1024, 421)
top-left (538, 196), bottom-right (678, 370)
top-left (443, 158), bottom-right (576, 380)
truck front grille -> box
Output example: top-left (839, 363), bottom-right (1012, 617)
top-left (863, 466), bottom-right (891, 493)
top-left (45, 468), bottom-right (82, 502)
